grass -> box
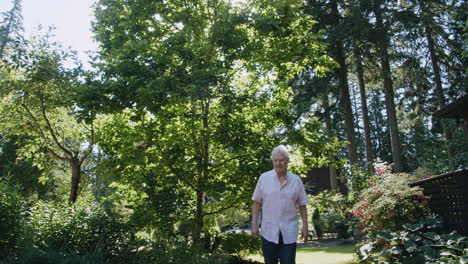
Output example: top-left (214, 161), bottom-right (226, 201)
top-left (246, 245), bottom-right (356, 264)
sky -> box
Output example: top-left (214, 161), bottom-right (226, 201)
top-left (1, 0), bottom-right (98, 68)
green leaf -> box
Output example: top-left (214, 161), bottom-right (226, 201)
top-left (378, 231), bottom-right (393, 241)
top-left (460, 255), bottom-right (468, 264)
top-left (423, 232), bottom-right (441, 241)
top-left (439, 250), bottom-right (454, 257)
top-left (423, 239), bottom-right (435, 246)
top-left (412, 253), bottom-right (426, 264)
top-left (407, 233), bottom-right (422, 242)
top-left (404, 223), bottom-right (424, 232)
top-left (423, 246), bottom-right (438, 261)
top-left (404, 240), bottom-right (418, 253)
top-left (391, 246), bottom-right (404, 255)
top-left (378, 249), bottom-right (392, 261)
top-left (426, 217), bottom-right (444, 229)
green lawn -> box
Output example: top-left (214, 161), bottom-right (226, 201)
top-left (246, 245), bottom-right (356, 264)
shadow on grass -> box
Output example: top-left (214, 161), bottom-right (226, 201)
top-left (247, 245), bottom-right (357, 264)
top-left (297, 245), bottom-right (355, 254)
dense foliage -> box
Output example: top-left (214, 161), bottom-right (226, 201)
top-left (0, 180), bottom-right (23, 258)
top-left (309, 191), bottom-right (353, 239)
top-left (351, 162), bottom-right (431, 237)
top-left (0, 0), bottom-right (466, 262)
top-left (86, 0), bottom-right (339, 243)
top-left (358, 216), bottom-right (468, 264)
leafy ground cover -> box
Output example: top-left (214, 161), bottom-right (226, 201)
top-left (246, 245), bottom-right (356, 264)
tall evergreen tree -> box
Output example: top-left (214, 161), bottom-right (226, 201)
top-left (346, 0), bottom-right (376, 171)
top-left (0, 0), bottom-right (22, 58)
top-left (419, 0), bottom-right (455, 168)
top-left (304, 0), bottom-right (360, 166)
top-left (370, 0), bottom-right (403, 172)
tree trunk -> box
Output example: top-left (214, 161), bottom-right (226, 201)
top-left (193, 190), bottom-right (204, 243)
top-left (330, 0), bottom-right (359, 166)
top-left (420, 0), bottom-right (454, 169)
top-left (193, 100), bottom-right (210, 244)
top-left (69, 158), bottom-right (82, 204)
top-left (355, 47), bottom-right (375, 172)
top-left (373, 1), bottom-right (403, 172)
top-left (323, 96), bottom-right (339, 190)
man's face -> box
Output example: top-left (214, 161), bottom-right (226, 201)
top-left (272, 153), bottom-right (288, 175)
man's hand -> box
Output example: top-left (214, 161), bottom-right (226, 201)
top-left (301, 225), bottom-right (308, 243)
top-left (251, 201), bottom-right (261, 240)
top-left (251, 225), bottom-right (260, 239)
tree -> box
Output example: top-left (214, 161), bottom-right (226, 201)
top-left (370, 0), bottom-right (403, 172)
top-left (0, 0), bottom-right (22, 58)
top-left (346, 0), bottom-right (375, 171)
top-left (304, 0), bottom-right (360, 166)
top-left (417, 0), bottom-right (455, 168)
top-left (0, 33), bottom-right (94, 204)
top-left (90, 0), bottom-right (336, 242)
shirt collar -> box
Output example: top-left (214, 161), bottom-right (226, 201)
top-left (273, 169), bottom-right (290, 184)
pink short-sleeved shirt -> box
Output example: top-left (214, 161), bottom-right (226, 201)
top-left (252, 169), bottom-right (309, 244)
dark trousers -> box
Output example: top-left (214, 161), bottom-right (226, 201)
top-left (261, 232), bottom-right (296, 264)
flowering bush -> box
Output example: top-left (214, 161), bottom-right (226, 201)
top-left (351, 161), bottom-right (431, 237)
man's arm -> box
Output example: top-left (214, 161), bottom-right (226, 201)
top-left (251, 201), bottom-right (262, 239)
top-left (299, 205), bottom-right (308, 242)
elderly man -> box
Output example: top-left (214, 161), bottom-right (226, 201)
top-left (251, 145), bottom-right (309, 264)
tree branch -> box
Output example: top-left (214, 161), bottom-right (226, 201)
top-left (203, 197), bottom-right (243, 216)
top-left (21, 103), bottom-right (50, 143)
top-left (21, 112), bottom-right (69, 162)
top-left (38, 93), bottom-right (74, 158)
top-left (79, 121), bottom-right (95, 165)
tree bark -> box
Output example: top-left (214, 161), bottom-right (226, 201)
top-left (330, 0), bottom-right (359, 166)
top-left (193, 100), bottom-right (210, 244)
top-left (193, 190), bottom-right (204, 243)
top-left (355, 47), bottom-right (375, 172)
top-left (420, 0), bottom-right (454, 169)
top-left (373, 0), bottom-right (403, 172)
top-left (323, 95), bottom-right (338, 190)
top-left (69, 158), bottom-right (82, 204)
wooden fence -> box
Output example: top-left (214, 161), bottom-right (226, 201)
top-left (410, 169), bottom-right (468, 235)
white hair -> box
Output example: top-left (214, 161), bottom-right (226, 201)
top-left (271, 145), bottom-right (289, 160)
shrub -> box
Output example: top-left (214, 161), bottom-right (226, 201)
top-left (0, 180), bottom-right (23, 259)
top-left (310, 191), bottom-right (353, 239)
top-left (312, 208), bottom-right (323, 239)
top-left (351, 162), bottom-right (430, 237)
top-left (219, 232), bottom-right (261, 258)
top-left (1, 248), bottom-right (105, 264)
top-left (115, 244), bottom-right (230, 264)
top-left (357, 216), bottom-right (468, 264)
top-left (25, 200), bottom-right (132, 261)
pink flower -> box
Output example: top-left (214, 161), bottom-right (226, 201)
top-left (376, 169), bottom-right (384, 175)
top-left (375, 191), bottom-right (382, 196)
top-left (421, 199), bottom-right (428, 205)
top-left (217, 257), bottom-right (223, 262)
top-left (388, 210), bottom-right (396, 216)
